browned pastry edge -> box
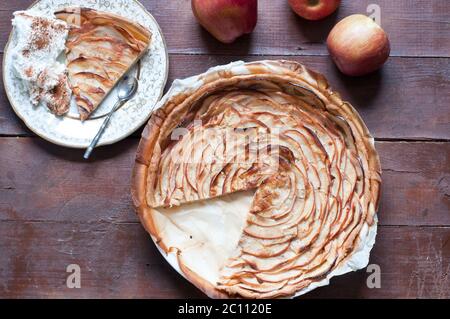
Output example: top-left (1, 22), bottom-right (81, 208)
top-left (131, 60), bottom-right (382, 299)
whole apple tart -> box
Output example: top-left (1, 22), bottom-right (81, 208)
top-left (132, 60), bottom-right (381, 298)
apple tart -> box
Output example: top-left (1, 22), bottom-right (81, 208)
top-left (55, 7), bottom-right (152, 120)
top-left (132, 60), bottom-right (381, 298)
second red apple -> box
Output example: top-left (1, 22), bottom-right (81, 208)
top-left (192, 0), bottom-right (258, 44)
top-left (289, 0), bottom-right (340, 20)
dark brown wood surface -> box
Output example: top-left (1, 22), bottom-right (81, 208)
top-left (0, 0), bottom-right (449, 299)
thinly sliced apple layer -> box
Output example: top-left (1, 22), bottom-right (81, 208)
top-left (132, 60), bottom-right (381, 298)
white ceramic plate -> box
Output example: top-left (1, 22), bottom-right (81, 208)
top-left (3, 0), bottom-right (168, 148)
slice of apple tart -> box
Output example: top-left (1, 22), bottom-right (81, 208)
top-left (55, 7), bottom-right (152, 120)
top-left (132, 60), bottom-right (381, 298)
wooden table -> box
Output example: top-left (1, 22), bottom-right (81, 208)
top-left (0, 0), bottom-right (449, 299)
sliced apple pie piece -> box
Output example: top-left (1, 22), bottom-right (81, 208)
top-left (55, 7), bottom-right (152, 120)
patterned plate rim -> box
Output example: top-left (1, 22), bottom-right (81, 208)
top-left (2, 0), bottom-right (169, 148)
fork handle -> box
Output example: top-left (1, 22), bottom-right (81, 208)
top-left (83, 100), bottom-right (122, 160)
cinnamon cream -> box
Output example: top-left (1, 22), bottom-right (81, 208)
top-left (11, 10), bottom-right (71, 115)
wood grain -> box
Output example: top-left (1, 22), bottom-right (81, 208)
top-left (1, 54), bottom-right (450, 139)
top-left (0, 0), bottom-right (449, 299)
top-left (0, 0), bottom-right (449, 57)
top-left (0, 220), bottom-right (448, 298)
top-left (1, 138), bottom-right (449, 226)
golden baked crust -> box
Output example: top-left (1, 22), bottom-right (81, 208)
top-left (55, 7), bottom-right (152, 120)
top-left (132, 60), bottom-right (381, 299)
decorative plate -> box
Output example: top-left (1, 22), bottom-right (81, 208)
top-left (3, 0), bottom-right (168, 148)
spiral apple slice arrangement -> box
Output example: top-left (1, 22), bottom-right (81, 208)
top-left (191, 0), bottom-right (390, 76)
top-left (133, 61), bottom-right (381, 298)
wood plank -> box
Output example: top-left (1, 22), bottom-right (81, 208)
top-left (0, 220), bottom-right (204, 298)
top-left (1, 138), bottom-right (449, 226)
top-left (0, 220), bottom-right (448, 298)
top-left (165, 55), bottom-right (450, 140)
top-left (1, 0), bottom-right (449, 57)
top-left (379, 141), bottom-right (450, 226)
top-left (1, 54), bottom-right (450, 139)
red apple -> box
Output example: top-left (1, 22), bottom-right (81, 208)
top-left (327, 14), bottom-right (390, 76)
top-left (288, 0), bottom-right (340, 20)
top-left (191, 0), bottom-right (258, 44)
